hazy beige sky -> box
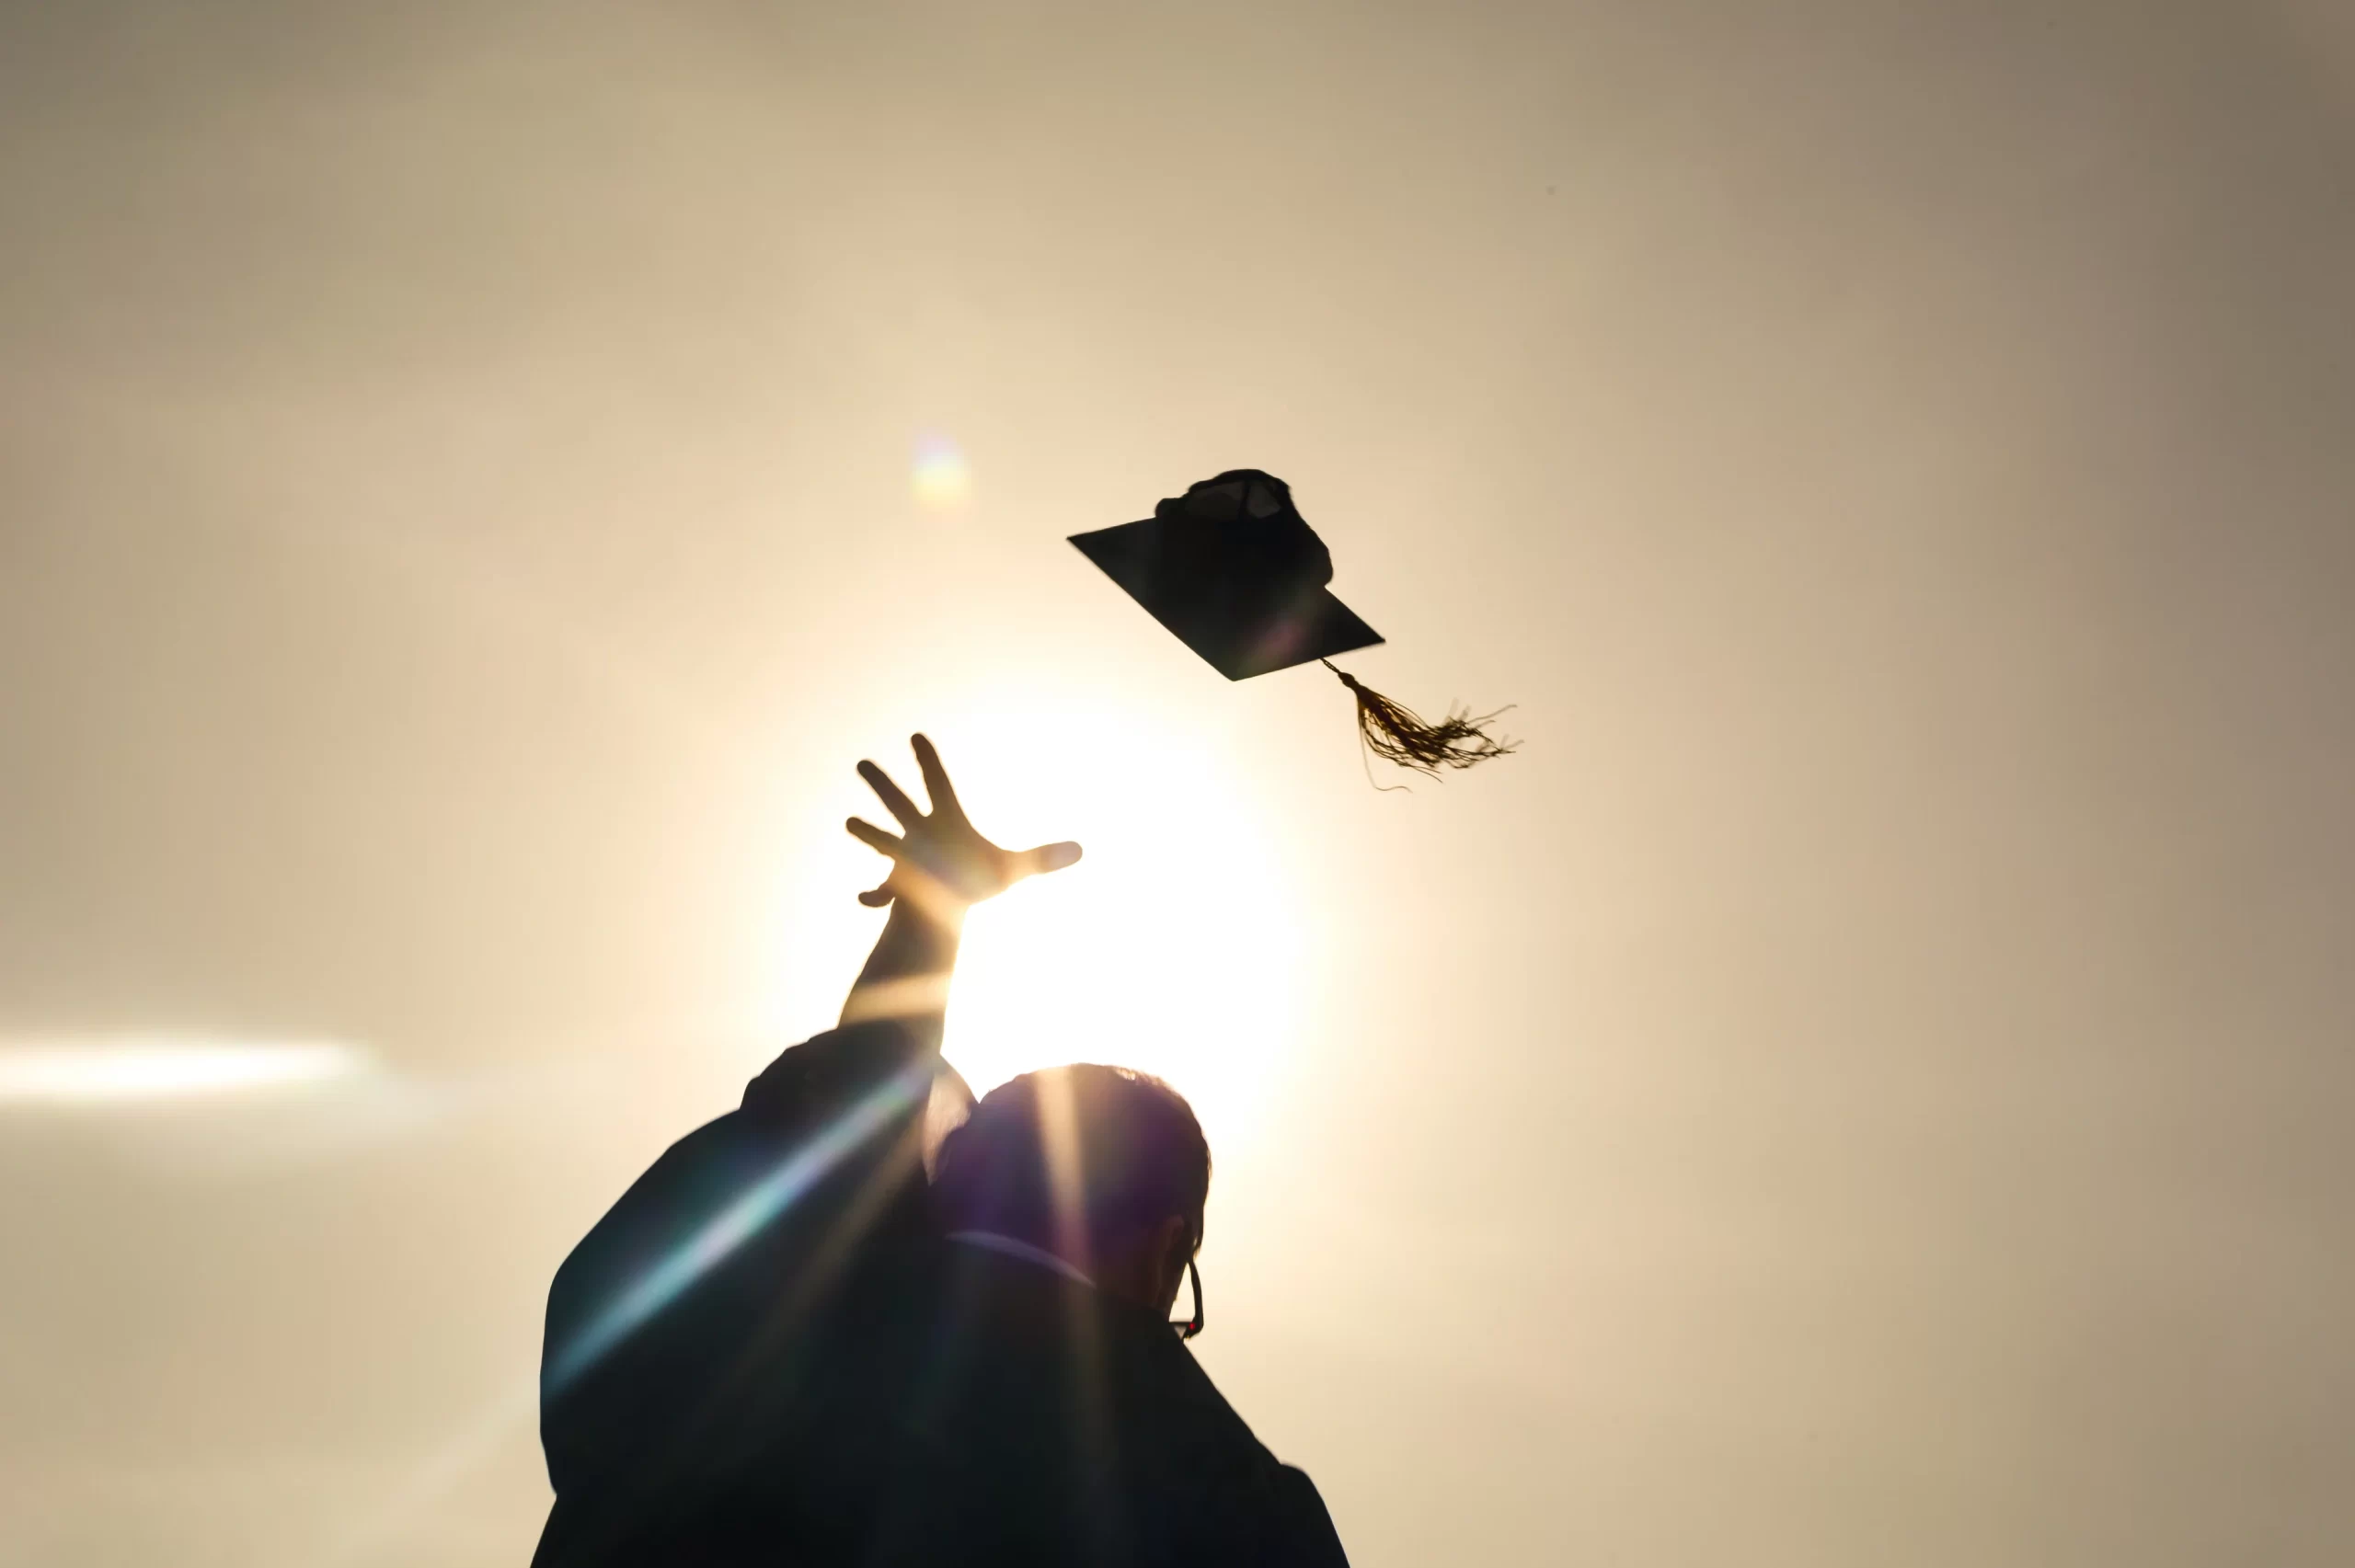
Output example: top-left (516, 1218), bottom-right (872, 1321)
top-left (4, 3), bottom-right (2351, 1563)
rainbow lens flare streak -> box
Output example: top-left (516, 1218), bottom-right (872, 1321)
top-left (544, 1062), bottom-right (930, 1393)
top-left (912, 433), bottom-right (971, 512)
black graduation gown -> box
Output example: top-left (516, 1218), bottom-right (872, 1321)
top-left (532, 1019), bottom-right (1349, 1567)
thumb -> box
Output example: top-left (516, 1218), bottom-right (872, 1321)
top-left (1020, 841), bottom-right (1083, 877)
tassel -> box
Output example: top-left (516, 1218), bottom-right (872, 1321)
top-left (1322, 659), bottom-right (1517, 788)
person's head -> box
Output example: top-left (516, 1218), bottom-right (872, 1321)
top-left (931, 1064), bottom-right (1209, 1322)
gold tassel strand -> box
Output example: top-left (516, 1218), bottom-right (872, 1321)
top-left (1322, 659), bottom-right (1517, 787)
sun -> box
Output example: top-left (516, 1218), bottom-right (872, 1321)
top-left (927, 702), bottom-right (1304, 1154)
top-left (754, 681), bottom-right (1310, 1160)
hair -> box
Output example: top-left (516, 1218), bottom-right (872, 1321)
top-left (931, 1064), bottom-right (1210, 1262)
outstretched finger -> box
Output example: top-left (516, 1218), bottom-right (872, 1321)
top-left (857, 761), bottom-right (923, 830)
top-left (910, 734), bottom-right (961, 818)
top-left (857, 881), bottom-right (895, 908)
top-left (1020, 841), bottom-right (1084, 877)
top-left (845, 817), bottom-right (904, 859)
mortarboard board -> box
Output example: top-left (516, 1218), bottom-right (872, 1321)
top-left (1069, 469), bottom-right (1380, 680)
top-left (1071, 469), bottom-right (1515, 785)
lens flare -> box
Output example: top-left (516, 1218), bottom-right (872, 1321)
top-left (912, 433), bottom-right (972, 513)
top-left (545, 1062), bottom-right (931, 1392)
top-left (0, 1037), bottom-right (372, 1105)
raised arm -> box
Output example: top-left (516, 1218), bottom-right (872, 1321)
top-left (536, 737), bottom-right (1079, 1521)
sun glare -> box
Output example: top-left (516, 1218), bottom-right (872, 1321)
top-left (925, 705), bottom-right (1304, 1151)
top-left (766, 693), bottom-right (1307, 1156)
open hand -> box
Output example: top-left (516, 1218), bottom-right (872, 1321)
top-left (846, 735), bottom-right (1082, 914)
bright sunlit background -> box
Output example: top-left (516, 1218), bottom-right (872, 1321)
top-left (6, 4), bottom-right (2353, 1567)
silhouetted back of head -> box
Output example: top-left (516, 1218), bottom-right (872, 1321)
top-left (932, 1064), bottom-right (1210, 1265)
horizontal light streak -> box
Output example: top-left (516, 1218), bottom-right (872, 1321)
top-left (0, 1037), bottom-right (372, 1105)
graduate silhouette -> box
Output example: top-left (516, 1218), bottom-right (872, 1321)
top-left (532, 737), bottom-right (1349, 1567)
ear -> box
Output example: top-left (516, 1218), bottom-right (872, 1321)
top-left (1155, 1213), bottom-right (1192, 1263)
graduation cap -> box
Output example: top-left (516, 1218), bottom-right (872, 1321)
top-left (1070, 469), bottom-right (1514, 784)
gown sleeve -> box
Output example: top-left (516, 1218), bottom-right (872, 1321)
top-left (536, 1020), bottom-right (971, 1501)
top-left (1271, 1463), bottom-right (1352, 1566)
